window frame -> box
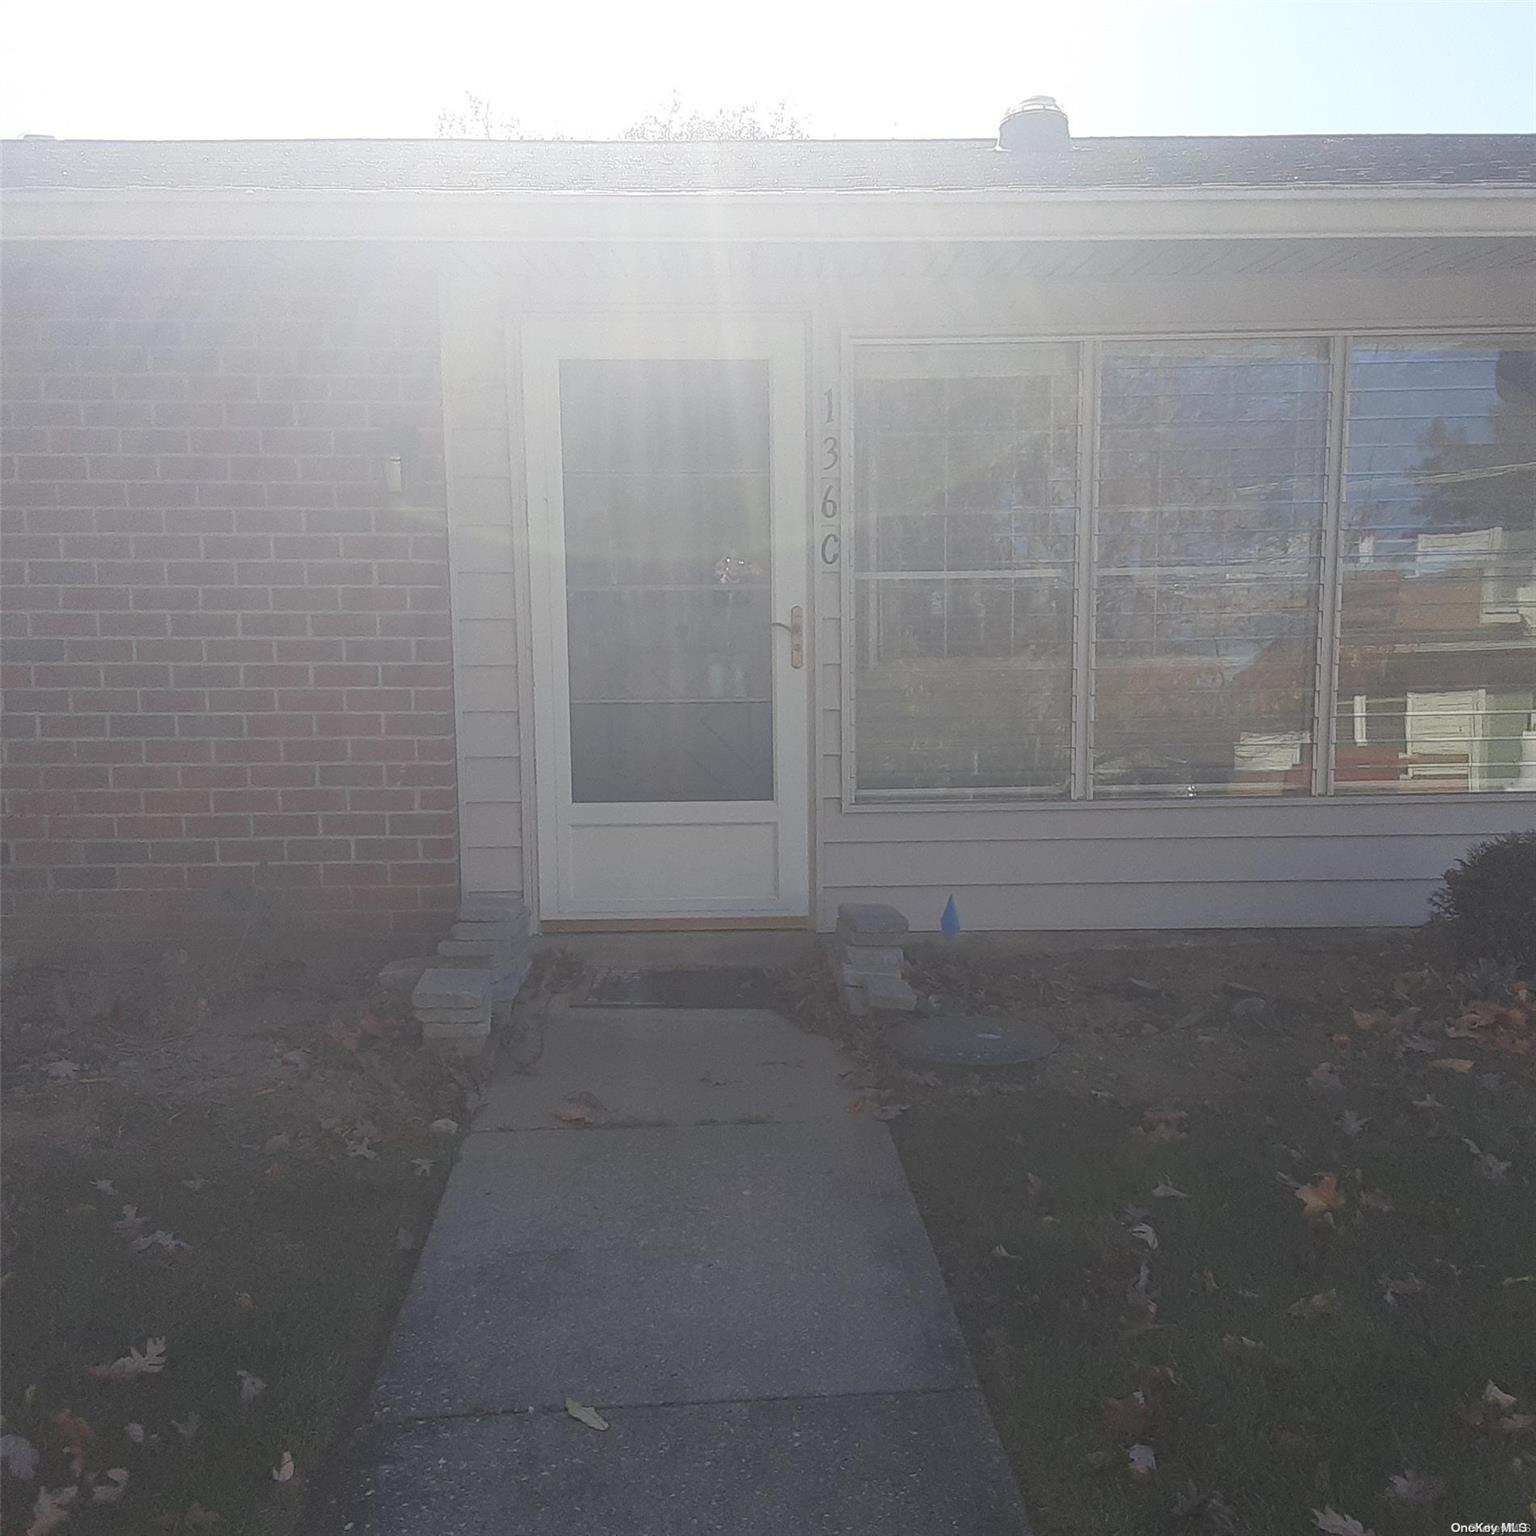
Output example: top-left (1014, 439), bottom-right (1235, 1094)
top-left (840, 324), bottom-right (1536, 812)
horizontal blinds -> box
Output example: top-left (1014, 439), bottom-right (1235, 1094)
top-left (1092, 340), bottom-right (1330, 798)
top-left (846, 333), bottom-right (1536, 804)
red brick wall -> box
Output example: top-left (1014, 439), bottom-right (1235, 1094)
top-left (1, 245), bottom-right (460, 942)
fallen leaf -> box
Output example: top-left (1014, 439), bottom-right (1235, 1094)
top-left (1350, 1009), bottom-right (1382, 1032)
top-left (1312, 1508), bottom-right (1374, 1536)
top-left (0, 1432), bottom-right (39, 1480)
top-left (26, 1485), bottom-right (77, 1536)
top-left (124, 1424), bottom-right (145, 1445)
top-left (1135, 1108), bottom-right (1188, 1145)
top-left (1498, 1412), bottom-right (1536, 1433)
top-left (1286, 1290), bottom-right (1337, 1320)
top-left (1126, 1443), bottom-right (1157, 1477)
top-left (1170, 1483), bottom-right (1238, 1533)
top-left (1307, 1064), bottom-right (1343, 1094)
top-left (1129, 1221), bottom-right (1159, 1249)
top-left (89, 1469), bottom-right (128, 1506)
top-left (1411, 1094), bottom-right (1442, 1109)
top-left (1475, 1152), bottom-right (1512, 1180)
top-left (1338, 1110), bottom-right (1369, 1137)
top-left (112, 1206), bottom-right (148, 1238)
top-left (234, 1291), bottom-right (254, 1310)
top-left (565, 1397), bottom-right (609, 1431)
top-left (91, 1179), bottom-right (117, 1196)
top-left (1024, 1172), bottom-right (1044, 1206)
top-left (52, 1411), bottom-right (95, 1476)
top-left (1102, 1390), bottom-right (1149, 1434)
top-left (44, 1060), bottom-right (80, 1081)
top-left (991, 1243), bottom-right (1022, 1261)
top-left (554, 1105), bottom-right (593, 1125)
top-left (1485, 1380), bottom-right (1519, 1411)
top-left (1222, 1333), bottom-right (1265, 1356)
top-left (411, 1158), bottom-right (437, 1177)
top-left (1385, 1469), bottom-right (1444, 1505)
top-left (1381, 1271), bottom-right (1426, 1308)
top-left (1151, 1180), bottom-right (1189, 1199)
top-left (271, 1450), bottom-right (295, 1483)
top-left (429, 1119), bottom-right (459, 1135)
top-left (132, 1229), bottom-right (190, 1254)
top-left (237, 1371), bottom-right (266, 1405)
top-left (1502, 1274), bottom-right (1535, 1287)
top-left (89, 1337), bottom-right (167, 1382)
top-left (181, 1178), bottom-right (209, 1192)
top-left (172, 1413), bottom-right (200, 1442)
top-left (1295, 1176), bottom-right (1345, 1218)
top-left (1431, 1058), bottom-right (1474, 1073)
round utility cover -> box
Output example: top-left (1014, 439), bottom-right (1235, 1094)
top-left (887, 1012), bottom-right (1058, 1068)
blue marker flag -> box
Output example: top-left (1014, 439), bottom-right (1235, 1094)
top-left (940, 895), bottom-right (961, 939)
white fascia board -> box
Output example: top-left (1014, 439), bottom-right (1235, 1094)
top-left (3, 186), bottom-right (1535, 243)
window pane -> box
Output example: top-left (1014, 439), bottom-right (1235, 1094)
top-left (560, 360), bottom-right (773, 803)
top-left (1334, 337), bottom-right (1536, 793)
top-left (1093, 340), bottom-right (1330, 797)
top-left (851, 348), bottom-right (1078, 798)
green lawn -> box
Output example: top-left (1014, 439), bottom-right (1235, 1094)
top-left (820, 940), bottom-right (1536, 1534)
top-left (0, 948), bottom-right (470, 1534)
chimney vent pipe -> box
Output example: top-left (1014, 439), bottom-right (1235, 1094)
top-left (998, 96), bottom-right (1070, 153)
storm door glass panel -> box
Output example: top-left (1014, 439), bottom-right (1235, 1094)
top-left (1334, 337), bottom-right (1536, 794)
top-left (1093, 339), bottom-right (1330, 797)
top-left (560, 359), bottom-right (773, 803)
top-left (850, 344), bottom-right (1079, 800)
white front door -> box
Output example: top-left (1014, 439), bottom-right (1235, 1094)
top-left (522, 318), bottom-right (810, 923)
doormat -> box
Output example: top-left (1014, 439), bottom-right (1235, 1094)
top-left (581, 967), bottom-right (779, 1010)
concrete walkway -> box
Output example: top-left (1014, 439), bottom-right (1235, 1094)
top-left (317, 1004), bottom-right (1031, 1534)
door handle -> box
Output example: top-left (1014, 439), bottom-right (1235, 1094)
top-left (769, 606), bottom-right (804, 669)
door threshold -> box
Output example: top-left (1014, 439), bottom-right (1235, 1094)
top-left (542, 916), bottom-right (812, 933)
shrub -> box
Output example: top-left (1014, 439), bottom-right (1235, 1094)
top-left (1427, 829), bottom-right (1536, 973)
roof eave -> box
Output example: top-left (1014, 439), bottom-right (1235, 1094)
top-left (5, 184), bottom-right (1536, 243)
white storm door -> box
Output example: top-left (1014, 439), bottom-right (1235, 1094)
top-left (523, 318), bottom-right (810, 921)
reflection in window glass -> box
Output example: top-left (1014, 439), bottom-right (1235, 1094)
top-left (1335, 339), bottom-right (1536, 793)
top-left (851, 347), bottom-right (1078, 798)
top-left (560, 360), bottom-right (774, 803)
top-left (1092, 340), bottom-right (1331, 796)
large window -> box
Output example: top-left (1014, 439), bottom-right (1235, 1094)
top-left (852, 345), bottom-right (1080, 797)
top-left (848, 333), bottom-right (1536, 804)
top-left (1335, 338), bottom-right (1536, 793)
top-left (1094, 340), bottom-right (1330, 796)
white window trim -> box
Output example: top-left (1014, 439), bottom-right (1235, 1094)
top-left (839, 323), bottom-right (1536, 813)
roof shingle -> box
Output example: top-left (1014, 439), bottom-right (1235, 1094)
top-left (4, 133), bottom-right (1533, 196)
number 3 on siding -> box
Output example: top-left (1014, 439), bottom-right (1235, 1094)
top-left (821, 436), bottom-right (840, 472)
